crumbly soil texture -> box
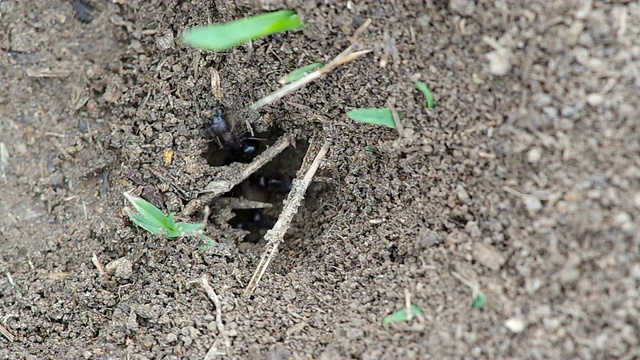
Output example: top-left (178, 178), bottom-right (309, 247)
top-left (1, 0), bottom-right (639, 359)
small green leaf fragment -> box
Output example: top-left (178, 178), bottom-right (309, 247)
top-left (166, 213), bottom-right (177, 231)
top-left (125, 210), bottom-right (163, 235)
top-left (472, 293), bottom-right (486, 309)
top-left (282, 62), bottom-right (323, 83)
top-left (347, 108), bottom-right (397, 129)
top-left (384, 305), bottom-right (423, 323)
top-left (124, 192), bottom-right (205, 240)
top-left (124, 193), bottom-right (170, 229)
top-left (182, 10), bottom-right (304, 51)
top-left (415, 81), bottom-right (435, 108)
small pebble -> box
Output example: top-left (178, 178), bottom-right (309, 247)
top-left (472, 242), bottom-right (506, 271)
top-left (586, 93), bottom-right (604, 107)
top-left (505, 317), bottom-right (526, 333)
top-left (126, 310), bottom-right (138, 332)
top-left (105, 257), bottom-right (133, 279)
top-left (449, 0), bottom-right (476, 16)
top-left (456, 185), bottom-right (471, 204)
top-left (156, 31), bottom-right (174, 51)
top-left (166, 333), bottom-right (178, 343)
top-left (524, 197), bottom-right (543, 213)
top-left (527, 147), bottom-right (542, 163)
top-left (559, 266), bottom-right (580, 284)
top-left (486, 48), bottom-right (511, 76)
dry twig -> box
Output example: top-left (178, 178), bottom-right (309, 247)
top-left (91, 252), bottom-right (105, 275)
top-left (199, 276), bottom-right (232, 358)
top-left (0, 323), bottom-right (14, 343)
top-left (250, 46), bottom-right (372, 110)
top-left (244, 140), bottom-right (330, 295)
top-left (387, 100), bottom-right (403, 137)
top-left (214, 197), bottom-right (273, 210)
top-left (350, 18), bottom-right (372, 44)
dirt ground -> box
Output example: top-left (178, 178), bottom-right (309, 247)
top-left (1, 0), bottom-right (639, 358)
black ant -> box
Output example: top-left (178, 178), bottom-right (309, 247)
top-left (228, 209), bottom-right (274, 231)
top-left (228, 209), bottom-right (276, 243)
top-left (203, 109), bottom-right (261, 165)
top-left (252, 174), bottom-right (293, 195)
top-left (227, 174), bottom-right (292, 240)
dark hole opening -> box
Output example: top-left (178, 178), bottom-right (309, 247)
top-left (201, 108), bottom-right (308, 243)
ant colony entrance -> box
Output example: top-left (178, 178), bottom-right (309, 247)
top-left (201, 108), bottom-right (308, 244)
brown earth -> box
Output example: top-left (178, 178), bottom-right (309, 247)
top-left (1, 0), bottom-right (639, 359)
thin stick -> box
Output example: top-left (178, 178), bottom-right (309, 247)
top-left (0, 323), bottom-right (14, 343)
top-left (199, 276), bottom-right (232, 358)
top-left (350, 18), bottom-right (372, 44)
top-left (0, 142), bottom-right (8, 184)
top-left (387, 101), bottom-right (403, 137)
top-left (214, 197), bottom-right (273, 210)
top-left (244, 140), bottom-right (330, 295)
top-left (404, 289), bottom-right (413, 319)
top-left (451, 270), bottom-right (482, 298)
top-left (503, 185), bottom-right (548, 201)
top-left (183, 134), bottom-right (292, 216)
top-left (250, 46), bottom-right (372, 110)
top-left (202, 205), bottom-right (211, 228)
top-left (92, 252), bottom-right (105, 275)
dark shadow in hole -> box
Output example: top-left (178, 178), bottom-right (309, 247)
top-left (200, 109), bottom-right (309, 243)
top-left (202, 108), bottom-right (285, 166)
top-left (224, 140), bottom-right (308, 243)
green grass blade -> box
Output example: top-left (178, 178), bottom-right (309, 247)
top-left (126, 210), bottom-right (163, 235)
top-left (415, 81), bottom-right (435, 108)
top-left (347, 108), bottom-right (397, 129)
top-left (166, 213), bottom-right (177, 231)
top-left (384, 305), bottom-right (423, 323)
top-left (281, 62), bottom-right (323, 83)
top-left (182, 10), bottom-right (304, 51)
top-left (472, 293), bottom-right (486, 309)
top-left (165, 222), bottom-right (204, 239)
top-left (124, 192), bottom-right (170, 229)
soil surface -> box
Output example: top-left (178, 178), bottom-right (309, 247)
top-left (1, 0), bottom-right (639, 359)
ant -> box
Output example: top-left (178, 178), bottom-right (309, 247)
top-left (228, 209), bottom-right (274, 232)
top-left (203, 109), bottom-right (261, 164)
top-left (228, 209), bottom-right (275, 243)
top-left (252, 174), bottom-right (293, 195)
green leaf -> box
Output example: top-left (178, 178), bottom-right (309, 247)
top-left (347, 108), bottom-right (397, 129)
top-left (281, 62), bottom-right (323, 83)
top-left (124, 192), bottom-right (208, 240)
top-left (472, 293), bottom-right (486, 309)
top-left (182, 10), bottom-right (304, 51)
top-left (125, 209), bottom-right (163, 235)
top-left (415, 81), bottom-right (435, 108)
top-left (124, 192), bottom-right (170, 229)
top-left (166, 213), bottom-right (177, 231)
top-left (383, 305), bottom-right (423, 323)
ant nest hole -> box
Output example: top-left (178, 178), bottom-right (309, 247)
top-left (201, 108), bottom-right (309, 245)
